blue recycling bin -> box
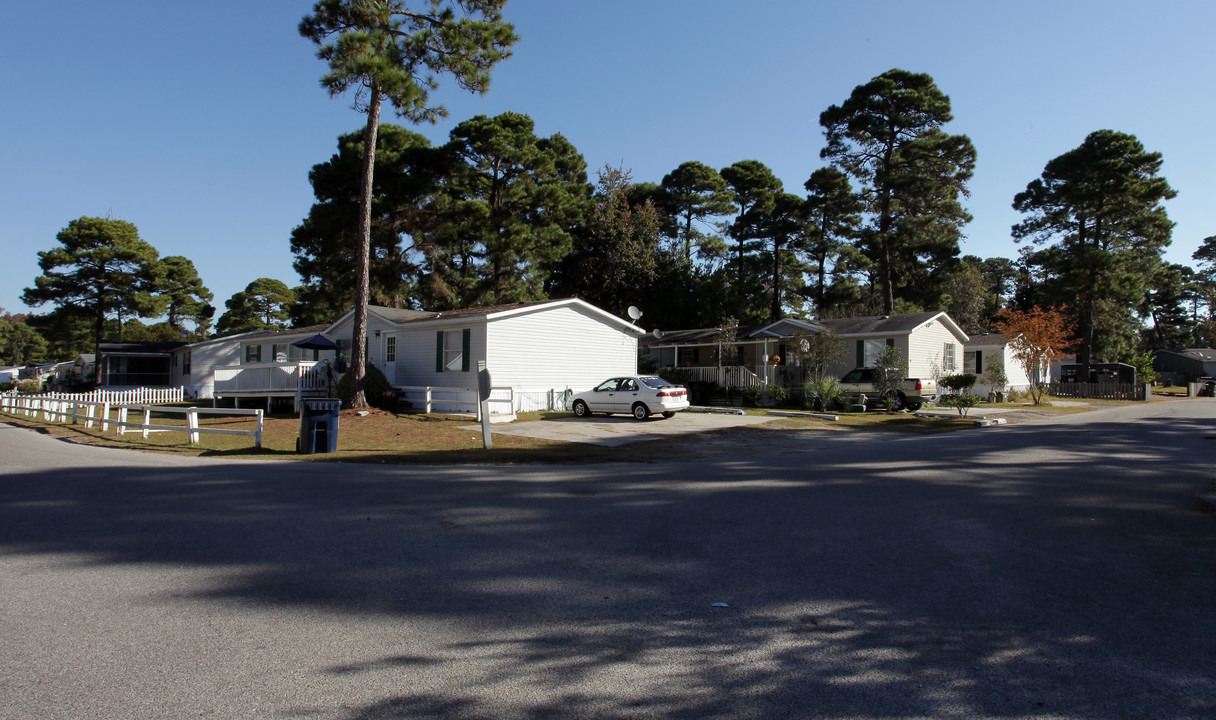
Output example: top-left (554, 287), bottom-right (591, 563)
top-left (299, 398), bottom-right (341, 454)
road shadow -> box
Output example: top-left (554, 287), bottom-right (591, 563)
top-left (3, 409), bottom-right (1216, 718)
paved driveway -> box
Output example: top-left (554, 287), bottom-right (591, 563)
top-left (476, 410), bottom-right (773, 446)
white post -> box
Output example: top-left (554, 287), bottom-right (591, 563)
top-left (186, 407), bottom-right (200, 444)
top-left (254, 409), bottom-right (263, 449)
top-left (101, 402), bottom-right (111, 432)
top-left (425, 387), bottom-right (433, 414)
top-left (142, 407), bottom-right (152, 439)
top-left (117, 406), bottom-right (128, 435)
top-left (85, 403), bottom-right (95, 429)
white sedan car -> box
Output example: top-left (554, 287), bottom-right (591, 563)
top-left (570, 376), bottom-right (690, 420)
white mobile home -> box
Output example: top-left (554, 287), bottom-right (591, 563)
top-left (324, 298), bottom-right (644, 413)
top-left (817, 312), bottom-right (970, 379)
top-left (963, 332), bottom-right (1034, 393)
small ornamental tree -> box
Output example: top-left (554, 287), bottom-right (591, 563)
top-left (789, 331), bottom-right (847, 377)
top-left (994, 305), bottom-right (1075, 405)
top-left (938, 373), bottom-right (980, 417)
top-left (980, 358), bottom-right (1008, 401)
top-left (872, 344), bottom-right (906, 411)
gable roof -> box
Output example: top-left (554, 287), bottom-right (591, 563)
top-left (964, 332), bottom-right (1011, 349)
top-left (98, 340), bottom-right (189, 356)
top-left (748, 317), bottom-right (827, 338)
top-left (327, 298), bottom-right (644, 334)
top-left (640, 325), bottom-right (767, 347)
top-left (819, 311), bottom-right (967, 340)
top-left (1156, 348), bottom-right (1216, 362)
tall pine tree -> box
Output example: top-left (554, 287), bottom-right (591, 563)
top-left (300, 0), bottom-right (516, 407)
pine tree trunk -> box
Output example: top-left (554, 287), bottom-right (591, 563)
top-left (349, 88), bottom-right (382, 409)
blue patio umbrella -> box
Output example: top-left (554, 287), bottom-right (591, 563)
top-left (291, 334), bottom-right (339, 351)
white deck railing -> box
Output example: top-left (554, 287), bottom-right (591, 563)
top-left (665, 365), bottom-right (769, 389)
top-left (213, 361), bottom-right (328, 394)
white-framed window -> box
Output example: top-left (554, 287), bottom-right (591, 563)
top-left (436, 329), bottom-right (470, 373)
top-left (385, 335), bottom-right (396, 363)
top-left (858, 339), bottom-right (892, 367)
top-left (943, 342), bottom-right (957, 373)
top-left (244, 344), bottom-right (262, 364)
top-left (182, 351), bottom-right (191, 375)
top-left (444, 331), bottom-right (463, 371)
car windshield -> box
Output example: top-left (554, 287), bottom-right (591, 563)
top-left (639, 376), bottom-right (671, 389)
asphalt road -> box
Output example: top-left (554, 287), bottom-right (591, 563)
top-left (2, 401), bottom-right (1215, 719)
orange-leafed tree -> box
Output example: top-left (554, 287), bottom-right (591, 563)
top-left (994, 305), bottom-right (1075, 405)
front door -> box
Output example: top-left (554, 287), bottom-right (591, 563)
top-left (379, 332), bottom-right (397, 382)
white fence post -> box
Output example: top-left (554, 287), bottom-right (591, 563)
top-left (254, 409), bottom-right (263, 449)
top-left (186, 407), bottom-right (200, 444)
top-left (141, 407), bottom-right (152, 438)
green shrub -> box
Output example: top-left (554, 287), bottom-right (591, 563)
top-left (334, 363), bottom-right (393, 410)
top-left (740, 385), bottom-right (764, 407)
top-left (803, 374), bottom-right (845, 412)
top-left (16, 379), bottom-right (42, 395)
top-left (657, 367), bottom-right (693, 386)
top-left (766, 383), bottom-right (789, 407)
top-left (939, 373), bottom-right (978, 393)
top-left (0, 381), bottom-right (14, 392)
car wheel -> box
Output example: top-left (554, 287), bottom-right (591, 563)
top-left (572, 400), bottom-right (590, 418)
top-left (885, 391), bottom-right (906, 411)
top-left (662, 411), bottom-right (675, 418)
top-left (905, 401), bottom-right (923, 412)
top-left (632, 403), bottom-right (651, 421)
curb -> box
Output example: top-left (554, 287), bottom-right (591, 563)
top-left (687, 406), bottom-right (746, 416)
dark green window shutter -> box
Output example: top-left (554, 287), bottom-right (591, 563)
top-left (436, 331), bottom-right (444, 372)
top-left (975, 351), bottom-right (983, 374)
top-left (461, 329), bottom-right (471, 372)
top-left (856, 340), bottom-right (864, 367)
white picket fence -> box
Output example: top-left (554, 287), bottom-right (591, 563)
top-left (36, 387), bottom-right (185, 405)
top-left (0, 392), bottom-right (263, 448)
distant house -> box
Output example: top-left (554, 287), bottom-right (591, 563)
top-left (98, 341), bottom-right (188, 389)
top-left (817, 312), bottom-right (969, 379)
top-left (1153, 349), bottom-right (1216, 384)
top-left (168, 298), bottom-right (642, 413)
top-left (0, 366), bottom-right (21, 384)
top-left (641, 312), bottom-right (969, 386)
top-left (642, 318), bottom-right (826, 371)
top-left (963, 332), bottom-right (1035, 392)
top-left (171, 325), bottom-right (340, 402)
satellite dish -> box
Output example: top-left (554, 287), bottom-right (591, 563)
top-left (654, 328), bottom-right (664, 339)
top-left (627, 305), bottom-right (643, 321)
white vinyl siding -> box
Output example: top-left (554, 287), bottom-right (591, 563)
top-left (487, 304), bottom-right (638, 393)
top-left (906, 318), bottom-right (965, 379)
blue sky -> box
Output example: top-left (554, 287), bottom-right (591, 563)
top-left (3, 0), bottom-right (1213, 320)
